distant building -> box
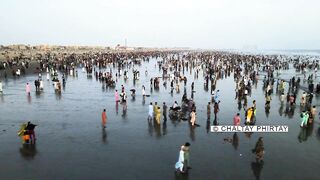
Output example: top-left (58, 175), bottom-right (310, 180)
top-left (115, 44), bottom-right (134, 51)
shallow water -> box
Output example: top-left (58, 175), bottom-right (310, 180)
top-left (0, 59), bottom-right (320, 180)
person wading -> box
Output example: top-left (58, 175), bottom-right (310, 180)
top-left (102, 109), bottom-right (107, 128)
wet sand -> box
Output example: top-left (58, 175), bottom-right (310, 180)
top-left (0, 57), bottom-right (320, 180)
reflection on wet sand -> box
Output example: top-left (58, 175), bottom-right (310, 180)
top-left (27, 95), bottom-right (31, 104)
top-left (189, 125), bottom-right (195, 141)
top-left (251, 160), bottom-right (264, 180)
top-left (174, 172), bottom-right (189, 180)
top-left (0, 49), bottom-right (319, 180)
top-left (245, 132), bottom-right (253, 139)
top-left (232, 133), bottom-right (239, 150)
top-left (121, 103), bottom-right (127, 119)
top-left (55, 91), bottom-right (62, 100)
top-left (148, 118), bottom-right (153, 136)
top-left (20, 143), bottom-right (37, 160)
top-left (35, 91), bottom-right (41, 98)
top-left (162, 120), bottom-right (167, 136)
top-left (102, 128), bottom-right (107, 144)
top-left (206, 120), bottom-right (210, 133)
top-left (213, 116), bottom-right (218, 125)
top-left (116, 102), bottom-right (119, 115)
top-left (279, 103), bottom-right (284, 116)
top-left (153, 120), bottom-right (161, 138)
top-left (298, 124), bottom-right (314, 142)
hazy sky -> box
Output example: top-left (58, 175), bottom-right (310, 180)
top-left (1, 0), bottom-right (319, 49)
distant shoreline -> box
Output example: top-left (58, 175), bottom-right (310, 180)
top-left (1, 44), bottom-right (319, 54)
top-left (1, 45), bottom-right (319, 64)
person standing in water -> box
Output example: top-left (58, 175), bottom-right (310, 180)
top-left (121, 85), bottom-right (125, 92)
top-left (190, 110), bottom-right (196, 126)
top-left (233, 113), bottom-right (241, 126)
top-left (101, 109), bottom-right (107, 128)
top-left (26, 83), bottom-right (31, 95)
top-left (252, 100), bottom-right (257, 116)
top-left (155, 106), bottom-right (161, 124)
top-left (26, 121), bottom-right (37, 144)
top-left (142, 85), bottom-right (146, 97)
top-left (175, 142), bottom-right (191, 173)
top-left (207, 102), bottom-right (211, 120)
top-left (39, 79), bottom-right (44, 91)
top-left (153, 102), bottom-right (158, 118)
top-left (163, 102), bottom-right (167, 120)
top-left (115, 90), bottom-right (119, 102)
top-left (300, 111), bottom-right (309, 127)
top-left (148, 102), bottom-right (153, 120)
top-left (183, 142), bottom-right (191, 170)
top-left (175, 146), bottom-right (185, 173)
top-left (265, 94), bottom-right (271, 107)
top-left (214, 90), bottom-right (220, 103)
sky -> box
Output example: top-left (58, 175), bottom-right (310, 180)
top-left (0, 0), bottom-right (319, 50)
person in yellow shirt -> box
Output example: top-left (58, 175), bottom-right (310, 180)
top-left (246, 107), bottom-right (253, 124)
top-left (155, 107), bottom-right (161, 124)
top-left (153, 102), bottom-right (158, 118)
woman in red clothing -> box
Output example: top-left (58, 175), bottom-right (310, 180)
top-left (233, 113), bottom-right (241, 126)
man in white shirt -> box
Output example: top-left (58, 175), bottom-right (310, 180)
top-left (173, 101), bottom-right (178, 109)
top-left (148, 102), bottom-right (153, 120)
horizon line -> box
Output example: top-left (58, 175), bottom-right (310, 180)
top-left (0, 44), bottom-right (320, 52)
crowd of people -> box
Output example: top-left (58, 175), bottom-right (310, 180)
top-left (0, 49), bottom-right (319, 176)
